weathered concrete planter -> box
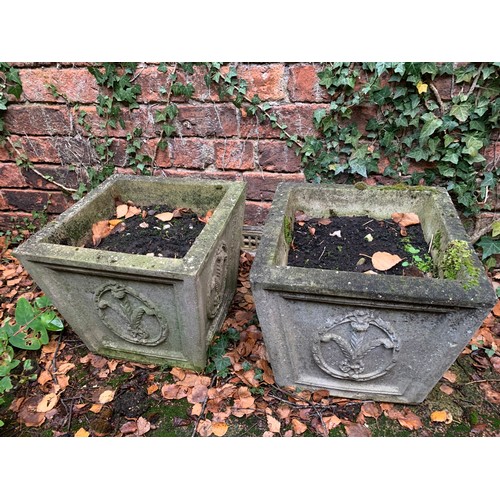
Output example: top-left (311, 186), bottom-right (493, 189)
top-left (14, 175), bottom-right (246, 371)
top-left (250, 183), bottom-right (496, 403)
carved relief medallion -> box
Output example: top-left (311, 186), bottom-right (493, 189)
top-left (207, 242), bottom-right (228, 319)
top-left (94, 282), bottom-right (168, 346)
top-left (312, 310), bottom-right (400, 381)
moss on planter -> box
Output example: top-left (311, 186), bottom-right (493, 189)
top-left (442, 240), bottom-right (480, 290)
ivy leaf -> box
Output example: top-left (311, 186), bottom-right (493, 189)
top-left (492, 221), bottom-right (500, 238)
top-left (477, 236), bottom-right (500, 260)
top-left (450, 102), bottom-right (472, 122)
top-left (420, 113), bottom-right (443, 142)
top-left (416, 81), bottom-right (428, 94)
top-left (15, 298), bottom-right (35, 326)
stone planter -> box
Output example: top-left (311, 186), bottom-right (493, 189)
top-left (14, 175), bottom-right (246, 371)
top-left (250, 183), bottom-right (496, 403)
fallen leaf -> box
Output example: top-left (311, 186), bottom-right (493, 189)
top-left (361, 402), bottom-right (382, 419)
top-left (431, 410), bottom-right (453, 424)
top-left (108, 219), bottom-right (123, 227)
top-left (480, 382), bottom-right (500, 404)
top-left (345, 423), bottom-right (372, 437)
top-left (36, 393), bottom-right (59, 413)
top-left (116, 204), bottom-right (129, 218)
top-left (212, 422), bottom-right (229, 437)
top-left (291, 418), bottom-right (307, 435)
top-left (125, 205), bottom-right (141, 219)
top-left (372, 251), bottom-right (403, 271)
top-left (37, 370), bottom-right (53, 386)
top-left (120, 421), bottom-right (138, 435)
top-left (170, 366), bottom-right (186, 380)
top-left (392, 212), bottom-right (420, 227)
top-left (188, 384), bottom-right (209, 404)
top-left (17, 396), bottom-right (46, 427)
top-left (442, 370), bottom-right (457, 383)
top-left (98, 389), bottom-right (115, 404)
top-left (385, 407), bottom-right (423, 430)
top-left (91, 220), bottom-right (113, 246)
top-left (191, 403), bottom-right (203, 417)
top-left (56, 362), bottom-right (75, 375)
top-left (439, 384), bottom-right (454, 395)
top-left (295, 211), bottom-right (310, 222)
top-left (492, 300), bottom-right (500, 317)
top-left (491, 356), bottom-right (500, 374)
top-left (308, 226), bottom-right (316, 236)
top-left (276, 406), bottom-right (291, 420)
top-left (198, 210), bottom-right (214, 224)
top-left (197, 419), bottom-right (213, 437)
top-left (136, 417), bottom-right (151, 436)
top-left (89, 404), bottom-right (103, 413)
top-left (147, 384), bottom-right (159, 395)
top-left (266, 415), bottom-right (281, 433)
top-left (74, 428), bottom-right (90, 437)
top-left (155, 212), bottom-right (174, 222)
top-left (317, 218), bottom-right (331, 225)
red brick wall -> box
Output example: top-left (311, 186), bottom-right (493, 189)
top-left (0, 63), bottom-right (497, 230)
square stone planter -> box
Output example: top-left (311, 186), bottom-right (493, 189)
top-left (14, 174), bottom-right (246, 371)
top-left (250, 183), bottom-right (496, 404)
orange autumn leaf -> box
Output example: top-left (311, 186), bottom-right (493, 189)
top-left (392, 212), bottom-right (420, 227)
top-left (492, 300), bottom-right (500, 317)
top-left (442, 370), bottom-right (457, 383)
top-left (115, 204), bottom-right (129, 218)
top-left (155, 212), bottom-right (174, 222)
top-left (439, 384), bottom-right (454, 395)
top-left (372, 251), bottom-right (403, 271)
top-left (431, 410), bottom-right (453, 424)
top-left (212, 422), bottom-right (229, 437)
top-left (198, 210), bottom-right (214, 224)
top-left (91, 220), bottom-right (113, 246)
top-left (125, 205), bottom-right (141, 219)
top-left (147, 384), bottom-right (159, 395)
top-left (345, 423), bottom-right (372, 437)
top-left (98, 389), bottom-right (115, 404)
top-left (75, 428), bottom-right (90, 437)
top-left (197, 419), bottom-right (213, 437)
top-left (36, 392), bottom-right (59, 413)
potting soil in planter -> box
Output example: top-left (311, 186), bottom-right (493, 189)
top-left (288, 214), bottom-right (432, 276)
top-left (85, 205), bottom-right (208, 258)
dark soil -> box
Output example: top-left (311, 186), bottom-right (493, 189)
top-left (89, 205), bottom-right (206, 258)
top-left (288, 215), bottom-right (432, 276)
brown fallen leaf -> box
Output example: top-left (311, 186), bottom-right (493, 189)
top-left (439, 384), bottom-right (454, 395)
top-left (198, 209), bottom-right (214, 224)
top-left (442, 370), bottom-right (457, 384)
top-left (480, 382), bottom-right (500, 404)
top-left (125, 205), bottom-right (141, 219)
top-left (392, 212), bottom-right (420, 227)
top-left (188, 384), bottom-right (209, 404)
top-left (89, 404), bottom-right (103, 414)
top-left (17, 396), bottom-right (46, 427)
top-left (120, 421), bottom-right (137, 435)
top-left (372, 251), bottom-right (403, 271)
top-left (345, 423), bottom-right (372, 437)
top-left (36, 392), bottom-right (59, 413)
top-left (116, 204), bottom-right (129, 219)
top-left (267, 415), bottom-right (281, 434)
top-left (197, 419), bottom-right (213, 437)
top-left (360, 402), bottom-right (382, 419)
top-left (317, 218), bottom-right (332, 225)
top-left (147, 384), bottom-right (159, 395)
top-left (491, 356), bottom-right (500, 374)
top-left (91, 220), bottom-right (113, 246)
top-left (291, 418), bottom-right (307, 435)
top-left (430, 410), bottom-right (453, 424)
top-left (308, 226), bottom-right (316, 236)
top-left (155, 212), bottom-right (174, 222)
top-left (491, 300), bottom-right (500, 317)
top-left (136, 417), bottom-right (151, 436)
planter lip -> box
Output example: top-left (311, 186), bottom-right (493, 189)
top-left (251, 182), bottom-right (496, 309)
top-left (14, 174), bottom-right (246, 277)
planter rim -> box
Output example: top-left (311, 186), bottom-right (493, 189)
top-left (14, 174), bottom-right (246, 278)
top-left (251, 182), bottom-right (496, 309)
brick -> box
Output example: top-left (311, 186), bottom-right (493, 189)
top-left (4, 104), bottom-right (71, 135)
top-left (0, 211), bottom-right (32, 231)
top-left (257, 141), bottom-right (303, 173)
top-left (288, 64), bottom-right (329, 102)
top-left (214, 140), bottom-right (254, 171)
top-left (74, 105), bottom-right (158, 138)
top-left (1, 189), bottom-right (73, 213)
top-left (237, 64), bottom-right (286, 101)
top-left (18, 68), bottom-right (98, 103)
top-left (0, 163), bottom-right (28, 187)
top-left (240, 103), bottom-right (326, 139)
top-left (244, 201), bottom-right (271, 226)
top-left (243, 171), bottom-right (305, 201)
top-left (432, 75), bottom-right (453, 101)
top-left (348, 104), bottom-right (378, 135)
top-left (9, 135), bottom-right (97, 165)
top-left (21, 164), bottom-right (83, 190)
top-left (176, 104), bottom-right (238, 137)
top-left (0, 191), bottom-right (8, 210)
top-left (160, 138), bottom-right (215, 170)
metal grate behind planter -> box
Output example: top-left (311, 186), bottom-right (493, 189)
top-left (241, 225), bottom-right (262, 252)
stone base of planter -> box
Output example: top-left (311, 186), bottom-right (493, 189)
top-left (14, 175), bottom-right (246, 371)
top-left (251, 183), bottom-right (496, 404)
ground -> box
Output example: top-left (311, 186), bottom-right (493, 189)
top-left (1, 234), bottom-right (499, 438)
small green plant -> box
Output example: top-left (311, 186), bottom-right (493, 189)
top-left (284, 216), bottom-right (293, 246)
top-left (476, 220), bottom-right (500, 270)
top-left (206, 327), bottom-right (240, 378)
top-left (0, 296), bottom-right (64, 426)
top-left (402, 243), bottom-right (433, 273)
top-left (442, 240), bottom-right (480, 289)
